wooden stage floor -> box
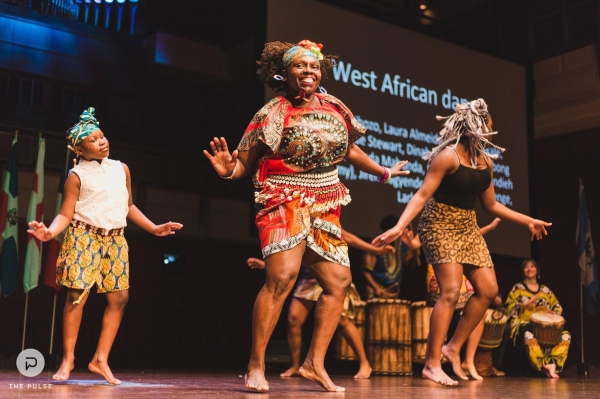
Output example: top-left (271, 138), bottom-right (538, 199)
top-left (1, 369), bottom-right (599, 398)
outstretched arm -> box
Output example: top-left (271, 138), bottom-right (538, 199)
top-left (122, 163), bottom-right (183, 236)
top-left (341, 228), bottom-right (394, 254)
top-left (479, 163), bottom-right (550, 240)
top-left (345, 143), bottom-right (409, 179)
top-left (373, 148), bottom-right (456, 246)
top-left (28, 172), bottom-right (80, 241)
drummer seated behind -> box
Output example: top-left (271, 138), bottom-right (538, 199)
top-left (362, 217), bottom-right (420, 299)
top-left (505, 259), bottom-right (570, 379)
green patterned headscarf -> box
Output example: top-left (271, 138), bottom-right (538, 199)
top-left (67, 107), bottom-right (100, 147)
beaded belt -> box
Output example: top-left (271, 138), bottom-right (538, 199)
top-left (267, 167), bottom-right (340, 188)
top-left (70, 219), bottom-right (125, 236)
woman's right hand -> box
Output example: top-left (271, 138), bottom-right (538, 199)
top-left (203, 137), bottom-right (238, 178)
top-left (372, 226), bottom-right (402, 247)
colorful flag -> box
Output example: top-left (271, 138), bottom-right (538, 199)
top-left (23, 138), bottom-right (45, 293)
top-left (43, 151), bottom-right (70, 295)
top-left (0, 134), bottom-right (19, 297)
top-left (577, 181), bottom-right (599, 314)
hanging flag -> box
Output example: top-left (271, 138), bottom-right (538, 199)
top-left (0, 133), bottom-right (19, 297)
top-left (43, 151), bottom-right (70, 295)
top-left (23, 137), bottom-right (45, 293)
top-left (577, 181), bottom-right (599, 314)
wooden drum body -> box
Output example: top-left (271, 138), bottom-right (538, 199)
top-left (366, 298), bottom-right (412, 375)
top-left (334, 301), bottom-right (366, 360)
top-left (478, 309), bottom-right (508, 349)
top-left (411, 301), bottom-right (432, 364)
top-left (530, 312), bottom-right (565, 348)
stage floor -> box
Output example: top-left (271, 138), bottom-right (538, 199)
top-left (0, 370), bottom-right (599, 398)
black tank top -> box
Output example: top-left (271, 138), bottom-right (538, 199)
top-left (432, 147), bottom-right (491, 209)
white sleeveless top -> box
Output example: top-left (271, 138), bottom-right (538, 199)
top-left (72, 158), bottom-right (129, 229)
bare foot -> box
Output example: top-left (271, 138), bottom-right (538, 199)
top-left (280, 365), bottom-right (300, 377)
top-left (88, 357), bottom-right (121, 385)
top-left (298, 362), bottom-right (345, 392)
top-left (53, 358), bottom-right (74, 381)
top-left (353, 363), bottom-right (372, 379)
top-left (543, 363), bottom-right (560, 379)
top-left (461, 361), bottom-right (482, 381)
top-left (422, 364), bottom-right (458, 386)
top-left (245, 368), bottom-right (269, 391)
top-left (442, 345), bottom-right (468, 381)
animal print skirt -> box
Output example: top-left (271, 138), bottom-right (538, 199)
top-left (417, 198), bottom-right (493, 268)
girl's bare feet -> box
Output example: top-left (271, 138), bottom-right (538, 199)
top-left (353, 363), bottom-right (372, 379)
top-left (88, 357), bottom-right (121, 385)
top-left (245, 368), bottom-right (269, 391)
top-left (543, 363), bottom-right (560, 379)
top-left (53, 358), bottom-right (74, 381)
top-left (299, 362), bottom-right (345, 392)
top-left (442, 345), bottom-right (468, 380)
top-left (422, 364), bottom-right (458, 386)
top-left (461, 361), bottom-right (483, 381)
top-left (280, 365), bottom-right (300, 377)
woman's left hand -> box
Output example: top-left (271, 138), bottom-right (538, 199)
top-left (154, 221), bottom-right (183, 236)
top-left (528, 219), bottom-right (552, 241)
top-left (389, 160), bottom-right (410, 178)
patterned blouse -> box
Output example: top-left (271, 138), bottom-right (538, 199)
top-left (237, 93), bottom-right (366, 187)
top-left (505, 282), bottom-right (563, 340)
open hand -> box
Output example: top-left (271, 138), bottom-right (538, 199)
top-left (372, 226), bottom-right (402, 247)
top-left (247, 257), bottom-right (265, 270)
top-left (203, 137), bottom-right (238, 178)
top-left (154, 221), bottom-right (183, 236)
top-left (27, 221), bottom-right (53, 242)
top-left (528, 219), bottom-right (552, 241)
top-left (389, 160), bottom-right (410, 178)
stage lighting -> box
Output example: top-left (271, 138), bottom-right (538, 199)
top-left (116, 0), bottom-right (126, 3)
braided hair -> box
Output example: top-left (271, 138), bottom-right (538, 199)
top-left (255, 41), bottom-right (337, 93)
top-left (423, 98), bottom-right (505, 167)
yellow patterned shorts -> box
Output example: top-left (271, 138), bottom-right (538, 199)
top-left (56, 225), bottom-right (129, 303)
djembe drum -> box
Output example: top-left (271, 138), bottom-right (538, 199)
top-left (334, 301), bottom-right (366, 360)
top-left (411, 301), bottom-right (432, 364)
top-left (530, 312), bottom-right (565, 347)
top-left (366, 298), bottom-right (412, 375)
top-left (478, 308), bottom-right (508, 349)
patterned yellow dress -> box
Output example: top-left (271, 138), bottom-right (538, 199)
top-left (505, 282), bottom-right (570, 373)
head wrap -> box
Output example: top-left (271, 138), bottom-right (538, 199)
top-left (282, 40), bottom-right (324, 68)
top-left (423, 98), bottom-right (505, 167)
top-left (67, 107), bottom-right (100, 147)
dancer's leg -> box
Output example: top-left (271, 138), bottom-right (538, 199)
top-left (299, 254), bottom-right (351, 392)
top-left (53, 288), bottom-right (88, 381)
top-left (88, 289), bottom-right (129, 385)
top-left (461, 314), bottom-right (485, 380)
top-left (444, 265), bottom-right (497, 380)
top-left (422, 263), bottom-right (464, 386)
top-left (245, 243), bottom-right (305, 391)
top-left (338, 316), bottom-right (371, 379)
top-left (280, 297), bottom-right (314, 377)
